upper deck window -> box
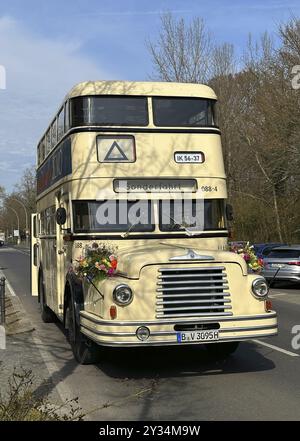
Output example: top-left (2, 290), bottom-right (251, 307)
top-left (70, 96), bottom-right (148, 127)
top-left (153, 97), bottom-right (217, 127)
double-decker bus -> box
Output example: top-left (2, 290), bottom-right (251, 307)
top-left (31, 81), bottom-right (277, 364)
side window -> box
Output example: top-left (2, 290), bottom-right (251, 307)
top-left (40, 211), bottom-right (45, 235)
top-left (33, 215), bottom-right (37, 238)
top-left (40, 138), bottom-right (45, 163)
top-left (52, 150), bottom-right (62, 180)
top-left (46, 130), bottom-right (51, 155)
top-left (37, 145), bottom-right (41, 166)
top-left (263, 247), bottom-right (273, 256)
top-left (50, 206), bottom-right (56, 235)
top-left (51, 119), bottom-right (57, 149)
top-left (40, 208), bottom-right (56, 235)
top-left (65, 101), bottom-right (70, 131)
top-left (45, 208), bottom-right (51, 235)
top-left (57, 107), bottom-right (64, 141)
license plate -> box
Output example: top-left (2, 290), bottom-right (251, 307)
top-left (177, 330), bottom-right (219, 343)
top-left (271, 263), bottom-right (285, 268)
top-left (175, 152), bottom-right (205, 163)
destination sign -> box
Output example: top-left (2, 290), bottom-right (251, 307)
top-left (114, 179), bottom-right (198, 193)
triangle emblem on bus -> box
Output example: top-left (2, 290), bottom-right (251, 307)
top-left (104, 141), bottom-right (129, 161)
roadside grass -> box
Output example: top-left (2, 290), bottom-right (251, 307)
top-left (0, 367), bottom-right (84, 421)
top-left (0, 365), bottom-right (158, 421)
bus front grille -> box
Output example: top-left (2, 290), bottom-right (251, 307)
top-left (156, 266), bottom-right (232, 318)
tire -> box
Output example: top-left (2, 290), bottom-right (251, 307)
top-left (39, 274), bottom-right (56, 323)
top-left (205, 342), bottom-right (240, 359)
top-left (66, 297), bottom-right (101, 365)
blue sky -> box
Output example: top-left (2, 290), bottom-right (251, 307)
top-left (0, 0), bottom-right (300, 190)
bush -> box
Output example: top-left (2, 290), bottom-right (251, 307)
top-left (0, 367), bottom-right (84, 421)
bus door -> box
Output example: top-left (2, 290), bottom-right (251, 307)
top-left (45, 206), bottom-right (58, 311)
top-left (55, 193), bottom-right (69, 320)
top-left (31, 214), bottom-right (38, 296)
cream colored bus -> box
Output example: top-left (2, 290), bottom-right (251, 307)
top-left (31, 81), bottom-right (277, 364)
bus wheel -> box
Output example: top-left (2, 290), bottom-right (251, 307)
top-left (39, 275), bottom-right (56, 323)
top-left (205, 342), bottom-right (240, 359)
top-left (66, 298), bottom-right (101, 365)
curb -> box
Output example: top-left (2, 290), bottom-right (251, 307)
top-left (4, 295), bottom-right (35, 335)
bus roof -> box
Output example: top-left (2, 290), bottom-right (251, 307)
top-left (66, 81), bottom-right (217, 100)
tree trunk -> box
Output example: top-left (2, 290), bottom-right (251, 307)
top-left (272, 186), bottom-right (283, 242)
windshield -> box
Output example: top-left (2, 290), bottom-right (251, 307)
top-left (73, 200), bottom-right (154, 233)
top-left (152, 97), bottom-right (217, 127)
top-left (159, 199), bottom-right (225, 231)
top-left (70, 96), bottom-right (149, 127)
top-left (73, 199), bottom-right (226, 234)
top-left (267, 249), bottom-right (300, 259)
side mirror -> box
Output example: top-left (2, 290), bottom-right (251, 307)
top-left (56, 207), bottom-right (67, 225)
top-left (226, 203), bottom-right (234, 221)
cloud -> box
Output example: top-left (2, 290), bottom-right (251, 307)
top-left (0, 15), bottom-right (112, 190)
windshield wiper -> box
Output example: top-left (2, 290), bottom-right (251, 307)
top-left (169, 215), bottom-right (202, 237)
top-left (121, 221), bottom-right (140, 238)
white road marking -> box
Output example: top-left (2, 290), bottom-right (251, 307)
top-left (269, 293), bottom-right (287, 298)
top-left (252, 339), bottom-right (300, 357)
top-left (0, 269), bottom-right (16, 296)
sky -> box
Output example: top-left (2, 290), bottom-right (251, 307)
top-left (0, 0), bottom-right (300, 191)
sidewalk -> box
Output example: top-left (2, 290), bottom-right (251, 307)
top-left (0, 268), bottom-right (37, 387)
top-left (0, 272), bottom-right (65, 419)
top-left (0, 269), bottom-right (34, 336)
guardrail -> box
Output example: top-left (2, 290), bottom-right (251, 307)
top-left (0, 276), bottom-right (5, 325)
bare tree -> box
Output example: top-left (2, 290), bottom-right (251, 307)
top-left (14, 167), bottom-right (36, 213)
top-left (147, 14), bottom-right (300, 243)
top-left (279, 17), bottom-right (300, 66)
top-left (147, 13), bottom-right (213, 83)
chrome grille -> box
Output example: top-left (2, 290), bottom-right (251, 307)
top-left (156, 266), bottom-right (232, 318)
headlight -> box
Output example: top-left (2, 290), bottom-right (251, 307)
top-left (113, 284), bottom-right (133, 306)
top-left (252, 278), bottom-right (269, 299)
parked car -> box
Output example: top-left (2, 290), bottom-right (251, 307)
top-left (262, 245), bottom-right (300, 284)
top-left (228, 241), bottom-right (248, 249)
top-left (0, 240), bottom-right (4, 247)
top-left (253, 243), bottom-right (287, 259)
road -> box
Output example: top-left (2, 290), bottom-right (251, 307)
top-left (0, 245), bottom-right (300, 421)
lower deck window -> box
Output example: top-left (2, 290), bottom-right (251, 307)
top-left (73, 200), bottom-right (154, 233)
top-left (159, 199), bottom-right (225, 231)
top-left (73, 199), bottom-right (225, 234)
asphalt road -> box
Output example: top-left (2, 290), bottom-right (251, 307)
top-left (0, 245), bottom-right (300, 421)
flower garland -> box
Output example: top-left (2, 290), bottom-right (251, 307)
top-left (74, 243), bottom-right (118, 282)
top-left (229, 242), bottom-right (264, 272)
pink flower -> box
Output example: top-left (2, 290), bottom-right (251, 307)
top-left (107, 267), bottom-right (115, 276)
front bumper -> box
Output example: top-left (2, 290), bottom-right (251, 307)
top-left (80, 310), bottom-right (278, 347)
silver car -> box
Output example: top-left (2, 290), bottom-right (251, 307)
top-left (262, 245), bottom-right (300, 284)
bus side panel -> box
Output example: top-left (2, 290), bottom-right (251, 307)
top-left (31, 213), bottom-right (38, 296)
